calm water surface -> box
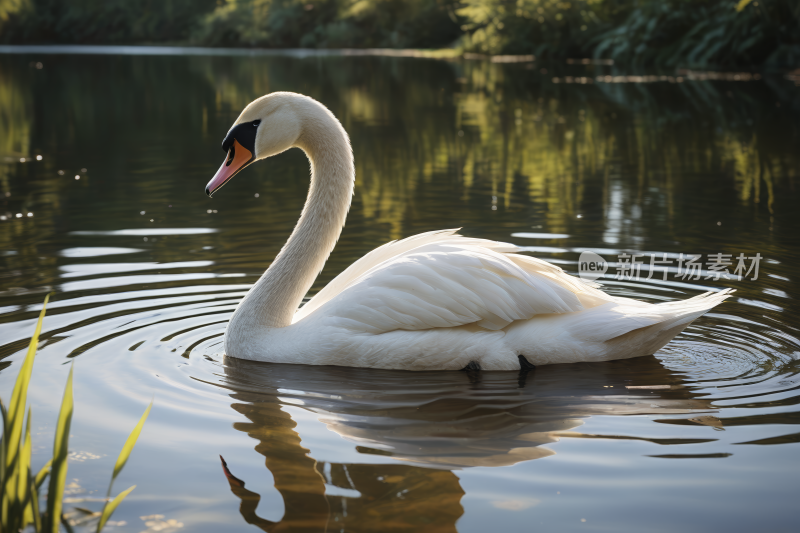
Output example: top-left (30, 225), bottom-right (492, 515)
top-left (0, 48), bottom-right (799, 532)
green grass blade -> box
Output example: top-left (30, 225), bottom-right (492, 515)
top-left (45, 364), bottom-right (73, 533)
top-left (35, 459), bottom-right (52, 490)
top-left (29, 469), bottom-right (42, 533)
top-left (19, 408), bottom-right (34, 529)
top-left (3, 296), bottom-right (49, 525)
top-left (96, 401), bottom-right (150, 532)
top-left (1, 397), bottom-right (7, 473)
top-left (1, 397), bottom-right (7, 519)
top-left (96, 485), bottom-right (135, 533)
top-left (7, 294), bottom-right (50, 472)
top-left (110, 401), bottom-right (152, 485)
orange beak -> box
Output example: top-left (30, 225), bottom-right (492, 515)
top-left (205, 139), bottom-right (254, 197)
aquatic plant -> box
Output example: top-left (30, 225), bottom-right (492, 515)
top-left (0, 294), bottom-right (152, 532)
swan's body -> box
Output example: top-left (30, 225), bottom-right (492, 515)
top-left (206, 92), bottom-right (731, 371)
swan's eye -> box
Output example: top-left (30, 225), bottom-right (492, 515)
top-left (252, 120), bottom-right (260, 127)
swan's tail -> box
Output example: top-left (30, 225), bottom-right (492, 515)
top-left (603, 288), bottom-right (736, 358)
top-left (505, 288), bottom-right (735, 365)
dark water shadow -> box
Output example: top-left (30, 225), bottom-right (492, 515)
top-left (213, 356), bottom-right (715, 532)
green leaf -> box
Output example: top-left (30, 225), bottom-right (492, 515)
top-left (96, 485), bottom-right (136, 533)
top-left (28, 469), bottom-right (42, 533)
top-left (110, 401), bottom-right (152, 485)
top-left (7, 294), bottom-right (50, 471)
top-left (45, 364), bottom-right (74, 533)
top-left (0, 397), bottom-right (7, 515)
top-left (4, 294), bottom-right (50, 517)
top-left (35, 458), bottom-right (52, 490)
top-left (96, 401), bottom-right (150, 532)
top-left (736, 0), bottom-right (754, 12)
top-left (19, 408), bottom-right (34, 529)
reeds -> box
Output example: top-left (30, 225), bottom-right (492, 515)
top-left (0, 295), bottom-right (151, 532)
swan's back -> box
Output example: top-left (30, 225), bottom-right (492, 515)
top-left (295, 229), bottom-right (609, 333)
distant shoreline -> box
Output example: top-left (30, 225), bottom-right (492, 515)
top-left (0, 45), bottom-right (535, 63)
top-left (2, 2), bottom-right (794, 70)
top-left (2, 45), bottom-right (791, 78)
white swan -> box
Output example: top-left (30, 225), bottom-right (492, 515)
top-left (205, 92), bottom-right (732, 371)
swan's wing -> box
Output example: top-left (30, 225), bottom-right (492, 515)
top-left (296, 232), bottom-right (609, 333)
top-left (296, 229), bottom-right (518, 321)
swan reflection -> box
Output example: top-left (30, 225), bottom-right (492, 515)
top-left (218, 356), bottom-right (713, 531)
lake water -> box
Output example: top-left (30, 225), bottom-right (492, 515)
top-left (0, 47), bottom-right (798, 532)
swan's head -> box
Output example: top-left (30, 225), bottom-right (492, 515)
top-left (205, 92), bottom-right (304, 197)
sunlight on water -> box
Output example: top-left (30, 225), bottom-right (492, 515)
top-left (0, 50), bottom-right (798, 532)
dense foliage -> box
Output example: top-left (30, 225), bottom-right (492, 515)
top-left (194, 0), bottom-right (462, 49)
top-left (459, 0), bottom-right (800, 66)
top-left (0, 0), bottom-right (218, 44)
top-left (1, 0), bottom-right (798, 66)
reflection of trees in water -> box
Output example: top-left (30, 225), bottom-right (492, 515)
top-left (220, 356), bottom-right (713, 531)
top-left (0, 54), bottom-right (226, 314)
top-left (197, 56), bottom-right (799, 242)
top-left (0, 61), bottom-right (31, 163)
top-left (0, 60), bottom-right (60, 300)
top-left (1, 53), bottom-right (797, 311)
top-left (0, 60), bottom-right (30, 244)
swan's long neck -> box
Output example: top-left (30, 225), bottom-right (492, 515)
top-left (230, 107), bottom-right (354, 330)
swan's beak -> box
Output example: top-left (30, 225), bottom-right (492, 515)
top-left (205, 139), bottom-right (254, 197)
